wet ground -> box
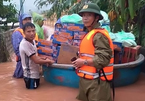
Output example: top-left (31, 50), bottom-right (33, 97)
top-left (0, 62), bottom-right (145, 101)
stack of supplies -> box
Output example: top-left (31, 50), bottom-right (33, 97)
top-left (73, 31), bottom-right (87, 46)
top-left (113, 42), bottom-right (123, 64)
top-left (37, 39), bottom-right (52, 47)
top-left (37, 39), bottom-right (61, 63)
top-left (62, 23), bottom-right (87, 46)
top-left (37, 46), bottom-right (53, 56)
top-left (121, 45), bottom-right (141, 63)
top-left (52, 28), bottom-right (73, 45)
top-left (62, 23), bottom-right (84, 31)
top-left (113, 41), bottom-right (141, 64)
top-left (37, 39), bottom-right (53, 56)
top-left (51, 43), bottom-right (61, 62)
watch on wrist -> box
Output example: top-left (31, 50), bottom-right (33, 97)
top-left (84, 59), bottom-right (88, 65)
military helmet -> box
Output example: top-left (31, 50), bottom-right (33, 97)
top-left (78, 3), bottom-right (103, 20)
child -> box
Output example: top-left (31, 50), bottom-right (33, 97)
top-left (19, 22), bottom-right (54, 89)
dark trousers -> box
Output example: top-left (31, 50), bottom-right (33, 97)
top-left (24, 77), bottom-right (40, 89)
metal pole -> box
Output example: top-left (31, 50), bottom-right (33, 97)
top-left (20, 0), bottom-right (24, 14)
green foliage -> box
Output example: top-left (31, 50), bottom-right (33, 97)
top-left (35, 0), bottom-right (77, 19)
top-left (97, 0), bottom-right (109, 12)
top-left (0, 0), bottom-right (18, 31)
top-left (133, 5), bottom-right (145, 46)
top-left (0, 0), bottom-right (17, 62)
top-left (108, 0), bottom-right (145, 46)
top-left (35, 0), bottom-right (109, 19)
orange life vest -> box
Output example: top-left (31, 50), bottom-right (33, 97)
top-left (76, 28), bottom-right (114, 81)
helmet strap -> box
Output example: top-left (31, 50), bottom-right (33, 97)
top-left (87, 15), bottom-right (98, 28)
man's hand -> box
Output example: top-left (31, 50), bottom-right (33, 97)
top-left (72, 58), bottom-right (85, 69)
top-left (46, 58), bottom-right (54, 66)
top-left (46, 59), bottom-right (54, 67)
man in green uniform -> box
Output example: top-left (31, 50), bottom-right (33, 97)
top-left (72, 3), bottom-right (113, 101)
